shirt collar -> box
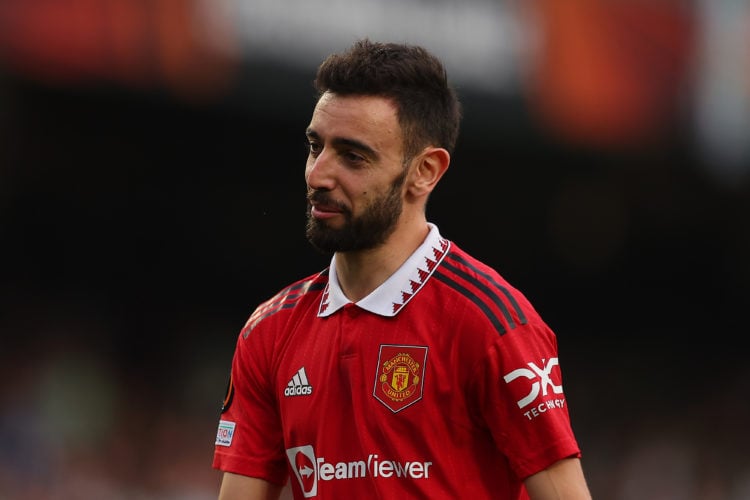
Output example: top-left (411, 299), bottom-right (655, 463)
top-left (317, 223), bottom-right (451, 317)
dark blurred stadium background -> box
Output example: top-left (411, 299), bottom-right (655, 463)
top-left (1, 1), bottom-right (748, 499)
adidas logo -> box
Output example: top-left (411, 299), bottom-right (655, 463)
top-left (284, 367), bottom-right (313, 397)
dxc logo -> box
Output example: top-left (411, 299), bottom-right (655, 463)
top-left (503, 358), bottom-right (563, 409)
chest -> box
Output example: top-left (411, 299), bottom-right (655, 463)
top-left (274, 305), bottom-right (472, 445)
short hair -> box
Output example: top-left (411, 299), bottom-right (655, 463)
top-left (314, 39), bottom-right (462, 161)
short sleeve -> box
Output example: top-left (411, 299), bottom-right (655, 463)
top-left (212, 326), bottom-right (288, 486)
top-left (471, 319), bottom-right (581, 480)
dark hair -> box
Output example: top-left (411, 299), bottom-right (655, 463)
top-left (314, 39), bottom-right (462, 160)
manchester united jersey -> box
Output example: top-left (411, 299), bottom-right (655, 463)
top-left (213, 224), bottom-right (581, 499)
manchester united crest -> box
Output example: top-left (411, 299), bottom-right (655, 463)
top-left (373, 344), bottom-right (428, 413)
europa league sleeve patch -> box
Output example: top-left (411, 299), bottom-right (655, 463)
top-left (221, 374), bottom-right (234, 413)
top-left (215, 420), bottom-right (235, 447)
top-left (373, 344), bottom-right (428, 413)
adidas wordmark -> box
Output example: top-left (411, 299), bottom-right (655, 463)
top-left (285, 367), bottom-right (313, 396)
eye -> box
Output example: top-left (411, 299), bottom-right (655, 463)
top-left (306, 140), bottom-right (322, 157)
top-left (342, 150), bottom-right (366, 166)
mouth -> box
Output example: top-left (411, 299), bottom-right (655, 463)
top-left (310, 205), bottom-right (341, 219)
top-left (308, 193), bottom-right (348, 220)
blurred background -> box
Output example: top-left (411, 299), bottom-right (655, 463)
top-left (1, 1), bottom-right (748, 499)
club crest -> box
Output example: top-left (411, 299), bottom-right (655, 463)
top-left (373, 344), bottom-right (428, 413)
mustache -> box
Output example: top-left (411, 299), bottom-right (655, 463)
top-left (307, 190), bottom-right (349, 212)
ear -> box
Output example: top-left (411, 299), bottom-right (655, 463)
top-left (408, 147), bottom-right (450, 198)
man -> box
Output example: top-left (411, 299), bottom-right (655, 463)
top-left (213, 39), bottom-right (592, 499)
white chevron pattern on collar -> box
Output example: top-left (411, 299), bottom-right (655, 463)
top-left (317, 223), bottom-right (450, 317)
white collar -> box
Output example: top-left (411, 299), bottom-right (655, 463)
top-left (317, 223), bottom-right (451, 317)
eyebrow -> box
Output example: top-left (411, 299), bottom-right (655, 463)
top-left (306, 128), bottom-right (379, 160)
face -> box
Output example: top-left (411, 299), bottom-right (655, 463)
top-left (305, 92), bottom-right (408, 254)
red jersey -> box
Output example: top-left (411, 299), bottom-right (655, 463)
top-left (213, 224), bottom-right (581, 499)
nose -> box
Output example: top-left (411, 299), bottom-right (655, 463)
top-left (305, 149), bottom-right (336, 191)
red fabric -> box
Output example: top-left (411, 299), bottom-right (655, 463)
top-left (214, 242), bottom-right (581, 498)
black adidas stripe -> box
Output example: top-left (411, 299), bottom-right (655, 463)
top-left (433, 270), bottom-right (507, 335)
top-left (249, 302), bottom-right (300, 329)
top-left (264, 274), bottom-right (329, 312)
top-left (446, 253), bottom-right (527, 326)
top-left (441, 260), bottom-right (517, 330)
top-left (244, 280), bottom-right (327, 337)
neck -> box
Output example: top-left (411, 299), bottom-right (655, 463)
top-left (334, 216), bottom-right (429, 302)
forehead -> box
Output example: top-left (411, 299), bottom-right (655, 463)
top-left (309, 92), bottom-right (402, 146)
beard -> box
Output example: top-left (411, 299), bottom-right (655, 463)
top-left (305, 170), bottom-right (406, 254)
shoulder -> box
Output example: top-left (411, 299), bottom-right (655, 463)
top-left (240, 269), bottom-right (329, 338)
top-left (433, 243), bottom-right (539, 336)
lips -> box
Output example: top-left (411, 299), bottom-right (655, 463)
top-left (310, 204), bottom-right (342, 219)
top-left (311, 201), bottom-right (341, 213)
top-left (308, 193), bottom-right (347, 218)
